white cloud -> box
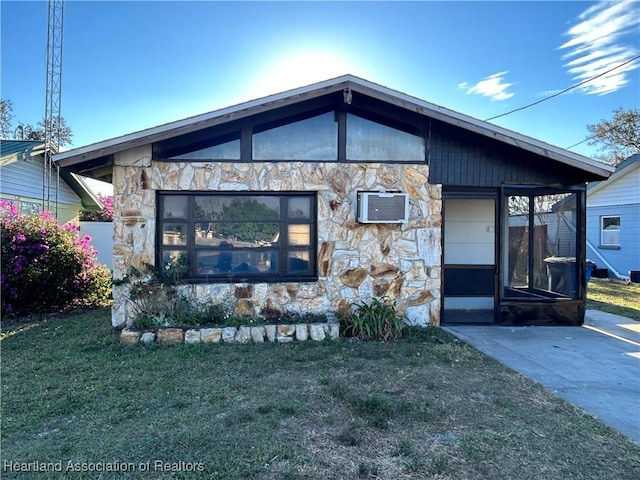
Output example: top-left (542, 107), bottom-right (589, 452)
top-left (560, 0), bottom-right (639, 95)
top-left (459, 71), bottom-right (515, 101)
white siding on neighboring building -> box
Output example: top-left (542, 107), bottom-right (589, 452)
top-left (586, 160), bottom-right (640, 277)
top-left (1, 155), bottom-right (80, 204)
top-left (587, 166), bottom-right (640, 208)
top-left (1, 155), bottom-right (83, 224)
top-left (586, 204), bottom-right (640, 275)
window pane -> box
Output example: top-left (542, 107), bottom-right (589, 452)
top-left (253, 112), bottom-right (337, 160)
top-left (20, 201), bottom-right (42, 215)
top-left (169, 139), bottom-right (240, 160)
top-left (162, 224), bottom-right (187, 245)
top-left (195, 224), bottom-right (232, 246)
top-left (223, 223), bottom-right (280, 245)
top-left (288, 251), bottom-right (311, 272)
top-left (196, 249), bottom-right (277, 274)
top-left (506, 196), bottom-right (529, 288)
top-left (534, 193), bottom-right (576, 294)
top-left (163, 250), bottom-right (187, 269)
top-left (288, 224), bottom-right (310, 246)
top-left (602, 230), bottom-right (620, 246)
top-left (195, 196), bottom-right (280, 221)
top-left (288, 197), bottom-right (311, 219)
top-left (163, 196), bottom-right (188, 219)
top-left (347, 114), bottom-right (425, 161)
top-left (603, 217), bottom-right (620, 230)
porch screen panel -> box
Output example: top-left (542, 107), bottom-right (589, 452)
top-left (504, 191), bottom-right (581, 299)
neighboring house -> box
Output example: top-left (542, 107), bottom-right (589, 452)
top-left (585, 154), bottom-right (640, 280)
top-left (0, 140), bottom-right (102, 224)
top-left (54, 75), bottom-right (613, 328)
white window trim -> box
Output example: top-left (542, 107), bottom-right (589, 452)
top-left (600, 215), bottom-right (621, 248)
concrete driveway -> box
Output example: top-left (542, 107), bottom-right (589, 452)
top-left (444, 310), bottom-right (640, 444)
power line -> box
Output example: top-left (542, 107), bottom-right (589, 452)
top-left (566, 116), bottom-right (636, 149)
top-left (484, 55), bottom-right (640, 122)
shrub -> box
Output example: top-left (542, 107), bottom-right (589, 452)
top-left (120, 262), bottom-right (334, 329)
top-left (118, 261), bottom-right (231, 329)
top-left (259, 306), bottom-right (328, 325)
top-left (340, 297), bottom-right (405, 341)
top-left (79, 194), bottom-right (113, 222)
top-left (0, 201), bottom-right (111, 316)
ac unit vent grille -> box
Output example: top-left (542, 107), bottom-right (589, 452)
top-left (357, 192), bottom-right (409, 223)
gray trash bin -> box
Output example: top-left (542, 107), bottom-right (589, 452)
top-left (544, 257), bottom-right (596, 296)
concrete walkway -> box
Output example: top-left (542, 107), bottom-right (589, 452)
top-left (444, 310), bottom-right (640, 444)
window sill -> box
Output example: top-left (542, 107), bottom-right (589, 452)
top-left (598, 245), bottom-right (620, 250)
top-left (186, 275), bottom-right (319, 284)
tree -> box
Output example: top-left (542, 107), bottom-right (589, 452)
top-left (0, 99), bottom-right (14, 139)
top-left (14, 117), bottom-right (73, 149)
top-left (0, 98), bottom-right (73, 149)
top-left (219, 198), bottom-right (279, 243)
top-left (587, 108), bottom-right (640, 165)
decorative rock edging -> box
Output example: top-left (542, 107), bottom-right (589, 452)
top-left (119, 322), bottom-right (340, 345)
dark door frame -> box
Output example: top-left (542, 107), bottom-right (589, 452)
top-left (441, 187), bottom-right (500, 324)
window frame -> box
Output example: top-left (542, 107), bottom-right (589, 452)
top-left (152, 102), bottom-right (429, 164)
top-left (600, 215), bottom-right (621, 248)
top-left (156, 191), bottom-right (318, 283)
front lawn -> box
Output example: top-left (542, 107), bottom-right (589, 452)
top-left (1, 308), bottom-right (638, 479)
top-left (587, 278), bottom-right (640, 320)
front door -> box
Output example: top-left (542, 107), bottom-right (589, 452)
top-left (442, 198), bottom-right (496, 324)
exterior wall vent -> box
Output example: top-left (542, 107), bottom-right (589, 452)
top-left (357, 192), bottom-right (409, 223)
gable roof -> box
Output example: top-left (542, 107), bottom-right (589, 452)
top-left (54, 74), bottom-right (613, 180)
top-left (1, 140), bottom-right (103, 211)
top-left (0, 140), bottom-right (46, 167)
top-left (587, 153), bottom-right (640, 196)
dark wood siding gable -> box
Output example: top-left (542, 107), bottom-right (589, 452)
top-left (429, 121), bottom-right (588, 187)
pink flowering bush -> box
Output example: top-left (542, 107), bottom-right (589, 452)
top-left (79, 194), bottom-right (113, 222)
top-left (1, 201), bottom-right (111, 316)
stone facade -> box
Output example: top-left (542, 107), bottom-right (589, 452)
top-left (120, 323), bottom-right (340, 345)
top-left (111, 145), bottom-right (442, 328)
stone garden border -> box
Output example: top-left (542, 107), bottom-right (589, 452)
top-left (120, 322), bottom-right (340, 345)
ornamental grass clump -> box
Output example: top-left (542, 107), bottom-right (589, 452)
top-left (340, 297), bottom-right (405, 341)
top-left (0, 201), bottom-right (111, 316)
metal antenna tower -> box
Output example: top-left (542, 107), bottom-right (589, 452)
top-left (43, 0), bottom-right (64, 215)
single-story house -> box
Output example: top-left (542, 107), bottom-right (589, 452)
top-left (1, 140), bottom-right (101, 224)
top-left (585, 154), bottom-right (640, 281)
top-left (54, 75), bottom-right (613, 328)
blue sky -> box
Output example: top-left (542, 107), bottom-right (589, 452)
top-left (2, 0), bottom-right (639, 162)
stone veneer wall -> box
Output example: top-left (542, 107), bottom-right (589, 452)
top-left (111, 145), bottom-right (442, 328)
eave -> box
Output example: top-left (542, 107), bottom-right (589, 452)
top-left (54, 75), bottom-right (615, 181)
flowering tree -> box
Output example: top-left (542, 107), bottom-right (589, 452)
top-left (1, 201), bottom-right (111, 316)
top-left (79, 194), bottom-right (113, 222)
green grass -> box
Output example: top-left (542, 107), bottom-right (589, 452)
top-left (1, 308), bottom-right (639, 479)
top-left (587, 278), bottom-right (640, 320)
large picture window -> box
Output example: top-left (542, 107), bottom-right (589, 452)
top-left (158, 192), bottom-right (316, 282)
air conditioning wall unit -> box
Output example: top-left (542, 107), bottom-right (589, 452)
top-left (357, 192), bottom-right (409, 224)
